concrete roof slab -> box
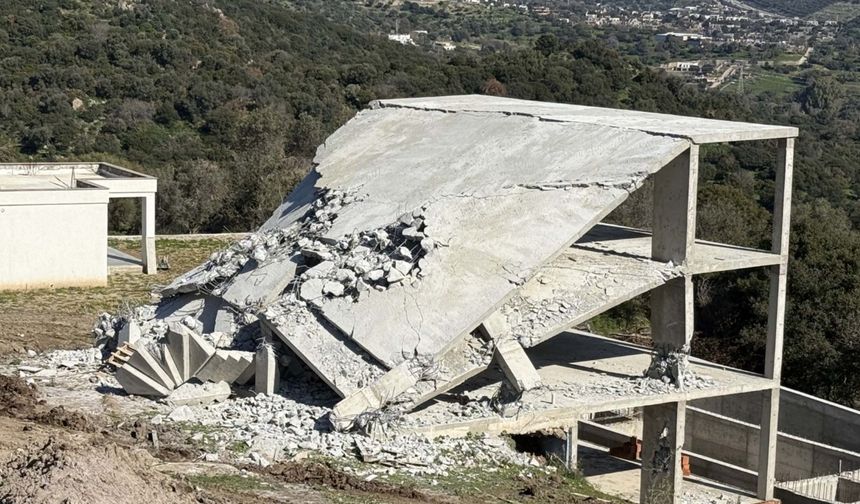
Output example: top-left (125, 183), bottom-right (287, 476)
top-left (376, 95), bottom-right (798, 144)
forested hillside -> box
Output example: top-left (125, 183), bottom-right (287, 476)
top-left (2, 0), bottom-right (860, 408)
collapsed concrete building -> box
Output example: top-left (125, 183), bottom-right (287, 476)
top-left (99, 95), bottom-right (797, 504)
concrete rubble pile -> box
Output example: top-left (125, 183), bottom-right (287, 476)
top-left (91, 95), bottom-right (718, 437)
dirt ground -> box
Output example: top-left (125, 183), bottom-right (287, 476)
top-left (0, 374), bottom-right (607, 504)
top-left (0, 238), bottom-right (231, 355)
top-left (0, 237), bottom-right (617, 503)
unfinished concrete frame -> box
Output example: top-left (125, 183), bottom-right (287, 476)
top-left (142, 96), bottom-right (798, 504)
top-left (638, 139), bottom-right (793, 503)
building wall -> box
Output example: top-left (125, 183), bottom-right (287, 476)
top-left (0, 189), bottom-right (108, 289)
top-left (692, 388), bottom-right (860, 455)
top-left (684, 407), bottom-right (860, 481)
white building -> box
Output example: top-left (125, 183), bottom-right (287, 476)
top-left (0, 162), bottom-right (157, 290)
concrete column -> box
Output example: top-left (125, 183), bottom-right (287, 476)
top-left (565, 423), bottom-right (578, 470)
top-left (758, 137), bottom-right (794, 500)
top-left (651, 276), bottom-right (694, 349)
top-left (643, 145), bottom-right (698, 504)
top-left (141, 193), bottom-right (157, 274)
top-left (651, 145), bottom-right (699, 265)
top-left (641, 401), bottom-right (686, 504)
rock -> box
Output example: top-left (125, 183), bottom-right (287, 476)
top-left (167, 405), bottom-right (196, 422)
top-left (396, 246), bottom-right (412, 260)
top-left (367, 269), bottom-right (385, 282)
top-left (323, 281), bottom-right (345, 297)
top-left (387, 269), bottom-right (405, 284)
top-left (335, 269), bottom-right (356, 282)
top-left (402, 227), bottom-right (424, 240)
top-left (300, 278), bottom-right (325, 301)
top-left (420, 238), bottom-right (435, 252)
top-left (393, 260), bottom-right (412, 275)
top-left (166, 381), bottom-right (231, 407)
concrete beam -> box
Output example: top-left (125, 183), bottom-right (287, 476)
top-left (482, 313), bottom-right (542, 392)
top-left (640, 401), bottom-right (686, 504)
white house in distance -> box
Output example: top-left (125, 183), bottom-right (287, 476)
top-left (0, 162), bottom-right (157, 290)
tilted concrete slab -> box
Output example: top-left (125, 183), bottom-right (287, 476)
top-left (155, 294), bottom-right (235, 335)
top-left (221, 254), bottom-right (301, 310)
top-left (331, 222), bottom-right (779, 420)
top-left (377, 95), bottom-right (799, 144)
top-left (261, 308), bottom-right (386, 398)
top-left (264, 104), bottom-right (690, 370)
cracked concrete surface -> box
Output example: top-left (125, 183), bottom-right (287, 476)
top-left (101, 95), bottom-right (701, 406)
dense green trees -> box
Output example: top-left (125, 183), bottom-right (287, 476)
top-left (2, 0), bottom-right (860, 407)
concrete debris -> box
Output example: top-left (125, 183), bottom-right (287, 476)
top-left (644, 343), bottom-right (702, 389)
top-left (166, 381), bottom-right (231, 407)
top-left (194, 350), bottom-right (254, 384)
top-left (155, 368), bottom-right (539, 476)
top-left (262, 299), bottom-right (386, 397)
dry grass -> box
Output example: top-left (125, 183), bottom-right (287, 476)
top-left (0, 238), bottom-right (233, 356)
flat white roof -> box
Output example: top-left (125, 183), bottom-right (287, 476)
top-left (0, 162), bottom-right (156, 195)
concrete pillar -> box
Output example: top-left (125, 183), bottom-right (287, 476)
top-left (758, 137), bottom-right (794, 500)
top-left (565, 423), bottom-right (578, 470)
top-left (255, 344), bottom-right (280, 395)
top-left (643, 145), bottom-right (698, 504)
top-left (651, 145), bottom-right (699, 265)
top-left (141, 193), bottom-right (157, 274)
top-left (641, 401), bottom-right (686, 504)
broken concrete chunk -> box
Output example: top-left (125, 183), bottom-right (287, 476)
top-left (305, 260), bottom-right (335, 279)
top-left (402, 227), bottom-right (424, 240)
top-left (300, 278), bottom-right (325, 301)
top-left (367, 270), bottom-right (385, 282)
top-left (393, 260), bottom-right (412, 275)
top-left (387, 269), bottom-right (405, 284)
top-left (396, 246), bottom-right (412, 260)
top-left (166, 381), bottom-right (231, 407)
top-left (323, 281), bottom-right (346, 297)
top-left (118, 320), bottom-right (141, 346)
top-left (420, 238), bottom-right (435, 252)
top-left (335, 268), bottom-right (356, 283)
top-left (300, 248), bottom-right (333, 261)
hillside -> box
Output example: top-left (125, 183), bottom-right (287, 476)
top-left (2, 0), bottom-right (860, 408)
